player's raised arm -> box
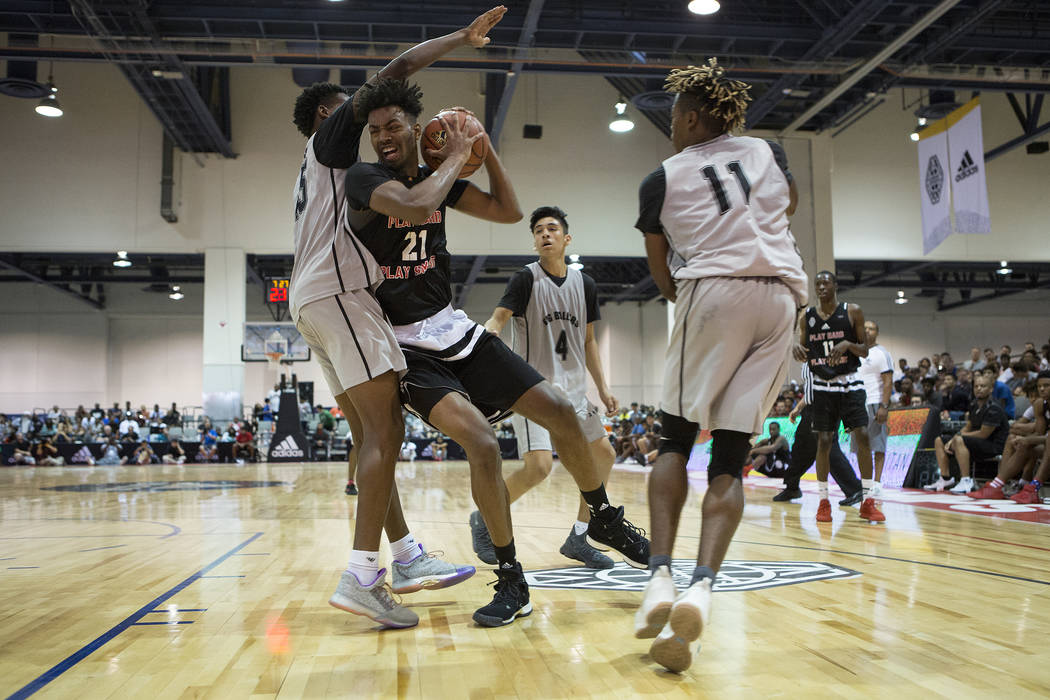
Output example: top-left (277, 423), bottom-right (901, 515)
top-left (449, 144), bottom-right (523, 224)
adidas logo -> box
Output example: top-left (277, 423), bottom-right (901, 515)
top-left (271, 435), bottom-right (304, 458)
top-left (955, 150), bottom-right (978, 182)
top-left (821, 323), bottom-right (831, 330)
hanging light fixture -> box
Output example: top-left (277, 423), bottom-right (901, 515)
top-left (687, 0), bottom-right (721, 15)
top-left (168, 285), bottom-right (184, 301)
top-left (112, 251), bottom-right (132, 268)
top-left (568, 254), bottom-right (584, 271)
top-left (997, 260), bottom-right (1012, 275)
top-left (894, 289), bottom-right (908, 305)
top-left (909, 131), bottom-right (920, 142)
top-left (35, 58), bottom-right (63, 118)
top-left (609, 100), bottom-right (634, 133)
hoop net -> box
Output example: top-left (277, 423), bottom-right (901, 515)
top-left (265, 351), bottom-right (285, 371)
top-left (263, 330), bottom-right (288, 371)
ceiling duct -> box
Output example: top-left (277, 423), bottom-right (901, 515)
top-left (0, 33), bottom-right (48, 98)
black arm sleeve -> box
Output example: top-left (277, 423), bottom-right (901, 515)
top-left (497, 268), bottom-right (533, 316)
top-left (634, 166), bottom-right (666, 234)
top-left (764, 140), bottom-right (794, 183)
top-left (345, 163), bottom-right (395, 210)
top-left (582, 273), bottom-right (600, 324)
top-left (312, 97), bottom-right (363, 169)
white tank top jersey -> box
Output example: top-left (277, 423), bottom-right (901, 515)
top-left (289, 131), bottom-right (383, 322)
top-left (858, 343), bottom-right (894, 405)
top-left (510, 262), bottom-right (590, 413)
top-left (640, 134), bottom-right (808, 307)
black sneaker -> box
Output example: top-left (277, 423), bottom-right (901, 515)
top-left (469, 510), bottom-right (497, 565)
top-left (772, 487), bottom-right (803, 502)
top-left (838, 490), bottom-right (862, 506)
top-left (559, 529), bottom-right (614, 569)
top-left (344, 482), bottom-right (358, 496)
top-left (472, 562), bottom-right (532, 627)
top-left (587, 504), bottom-right (649, 569)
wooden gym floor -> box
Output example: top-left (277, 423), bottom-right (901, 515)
top-left (1, 459), bottom-right (1048, 699)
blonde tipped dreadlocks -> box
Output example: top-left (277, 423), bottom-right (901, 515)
top-left (664, 58), bottom-right (752, 134)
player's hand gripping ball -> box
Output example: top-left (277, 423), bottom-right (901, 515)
top-left (421, 107), bottom-right (489, 177)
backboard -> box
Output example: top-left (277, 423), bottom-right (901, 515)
top-left (242, 322), bottom-right (311, 362)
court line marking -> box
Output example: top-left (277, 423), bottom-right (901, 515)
top-left (923, 531), bottom-right (1050, 553)
top-left (7, 567), bottom-right (38, 570)
top-left (5, 531), bottom-right (262, 700)
top-left (735, 540), bottom-right (1050, 586)
top-left (130, 621), bottom-right (194, 626)
top-left (146, 609), bottom-right (207, 613)
top-left (78, 545), bottom-right (127, 553)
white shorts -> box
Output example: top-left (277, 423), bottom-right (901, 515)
top-left (661, 276), bottom-right (796, 434)
top-left (513, 402), bottom-right (607, 456)
top-left (295, 288), bottom-right (407, 395)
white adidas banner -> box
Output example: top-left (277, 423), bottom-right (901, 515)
top-left (916, 126), bottom-right (952, 254)
top-left (947, 98), bottom-right (991, 234)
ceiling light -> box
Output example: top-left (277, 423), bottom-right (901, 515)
top-left (569, 262), bottom-right (584, 271)
top-left (609, 100), bottom-right (634, 133)
top-left (687, 0), bottom-right (721, 15)
top-left (568, 254), bottom-right (583, 270)
top-left (168, 285), bottom-right (184, 301)
top-left (917, 117), bottom-right (928, 126)
top-left (35, 86), bottom-right (63, 118)
top-left (113, 251), bottom-right (132, 268)
top-left (909, 131), bottom-right (920, 142)
top-left (997, 260), bottom-right (1012, 275)
top-left (894, 289), bottom-right (908, 305)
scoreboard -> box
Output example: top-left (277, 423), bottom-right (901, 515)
top-left (266, 277), bottom-right (290, 304)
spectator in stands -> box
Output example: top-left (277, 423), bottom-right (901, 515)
top-left (311, 423), bottom-right (330, 460)
top-left (163, 438), bottom-right (187, 465)
top-left (941, 373), bottom-right (971, 420)
top-left (769, 398), bottom-right (791, 418)
top-left (316, 405), bottom-right (336, 432)
top-left (633, 414), bottom-right (662, 466)
top-left (939, 352), bottom-right (957, 377)
top-left (131, 440), bottom-right (155, 465)
top-left (980, 365), bottom-right (1015, 419)
top-left (962, 347), bottom-right (985, 371)
top-left (430, 434), bottom-right (448, 462)
top-left (261, 400), bottom-right (274, 422)
top-left (892, 376), bottom-right (920, 407)
top-left (8, 433), bottom-right (35, 464)
top-left (956, 367), bottom-right (973, 392)
top-left (233, 425), bottom-right (257, 464)
top-left (97, 437), bottom-right (124, 466)
top-left (90, 403), bottom-right (104, 420)
top-left (400, 439), bottom-right (417, 462)
top-left (1001, 344), bottom-right (1012, 358)
top-left (162, 403), bottom-right (181, 427)
top-left (921, 377), bottom-right (944, 411)
top-left (198, 422), bottom-right (219, 461)
top-left (267, 383), bottom-right (281, 412)
top-left (53, 421), bottom-right (72, 444)
top-left (1040, 344), bottom-right (1050, 371)
top-left (926, 374), bottom-right (1009, 494)
top-left (149, 404), bottom-right (162, 422)
top-left (894, 358), bottom-right (908, 383)
top-left (918, 357), bottom-right (935, 379)
top-left (118, 414), bottom-right (139, 440)
top-left (33, 436), bottom-right (64, 465)
top-left (982, 347), bottom-right (996, 367)
top-left (745, 421), bottom-right (790, 479)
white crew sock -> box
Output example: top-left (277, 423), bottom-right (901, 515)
top-left (573, 520), bottom-right (589, 536)
top-left (818, 481), bottom-right (829, 500)
top-left (390, 533), bottom-right (420, 563)
top-left (862, 478), bottom-right (873, 500)
top-left (347, 550), bottom-right (380, 585)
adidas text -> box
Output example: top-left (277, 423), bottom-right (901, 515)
top-left (272, 436), bottom-right (304, 458)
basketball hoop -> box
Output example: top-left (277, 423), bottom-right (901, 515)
top-left (263, 330), bottom-right (288, 372)
top-left (265, 350), bottom-right (285, 371)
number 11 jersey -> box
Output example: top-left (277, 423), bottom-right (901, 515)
top-left (635, 134), bottom-right (808, 307)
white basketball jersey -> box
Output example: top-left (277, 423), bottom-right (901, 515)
top-left (289, 134), bottom-right (383, 322)
top-left (660, 134), bottom-right (808, 306)
top-left (510, 263), bottom-right (589, 412)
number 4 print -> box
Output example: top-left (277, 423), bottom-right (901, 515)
top-left (701, 161), bottom-right (751, 215)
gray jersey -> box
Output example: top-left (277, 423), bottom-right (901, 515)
top-left (510, 262), bottom-right (589, 412)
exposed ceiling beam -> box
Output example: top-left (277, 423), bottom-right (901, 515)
top-left (613, 275), bottom-right (656, 302)
top-left (487, 0), bottom-right (545, 144)
top-left (780, 0), bottom-right (964, 135)
top-left (0, 276), bottom-right (204, 284)
top-left (0, 257), bottom-right (104, 309)
top-left (838, 262), bottom-right (933, 291)
top-left (985, 119), bottom-right (1050, 162)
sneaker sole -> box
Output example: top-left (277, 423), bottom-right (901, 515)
top-left (634, 602), bottom-right (672, 639)
top-left (391, 567), bottom-right (476, 594)
top-left (328, 596), bottom-right (418, 629)
top-left (859, 512), bottom-right (886, 523)
top-left (472, 601), bottom-right (533, 628)
top-left (649, 632), bottom-right (694, 674)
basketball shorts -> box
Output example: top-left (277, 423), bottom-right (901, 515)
top-left (811, 388), bottom-right (868, 433)
top-left (400, 332), bottom-right (544, 425)
top-left (661, 276), bottom-right (796, 435)
top-left (851, 403), bottom-right (888, 454)
top-left (513, 400), bottom-right (606, 456)
top-left (295, 288), bottom-right (407, 396)
top-left (960, 435), bottom-right (1002, 462)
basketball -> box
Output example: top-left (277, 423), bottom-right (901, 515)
top-left (420, 108), bottom-right (488, 177)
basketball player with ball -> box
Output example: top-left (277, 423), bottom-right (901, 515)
top-left (346, 78), bottom-right (650, 627)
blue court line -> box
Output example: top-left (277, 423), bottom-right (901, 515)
top-left (736, 540), bottom-right (1050, 586)
top-left (7, 567), bottom-right (38, 570)
top-left (233, 552), bottom-right (269, 556)
top-left (146, 609), bottom-right (207, 613)
top-left (0, 557), bottom-right (15, 561)
top-left (78, 545), bottom-right (127, 553)
top-left (130, 621), bottom-right (194, 626)
top-left (5, 531), bottom-right (262, 700)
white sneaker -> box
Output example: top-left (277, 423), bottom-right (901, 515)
top-left (328, 568), bottom-right (418, 628)
top-left (634, 565), bottom-right (676, 639)
top-left (649, 577), bottom-right (712, 673)
top-left (869, 483), bottom-right (883, 499)
top-left (923, 476), bottom-right (956, 491)
top-left (949, 476), bottom-right (975, 494)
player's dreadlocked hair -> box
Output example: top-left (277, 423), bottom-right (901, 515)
top-left (664, 58), bottom-right (751, 134)
top-left (293, 82), bottom-right (349, 138)
top-left (353, 77), bottom-right (425, 122)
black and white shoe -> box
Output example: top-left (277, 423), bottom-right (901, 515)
top-left (587, 505), bottom-right (650, 569)
top-left (472, 562), bottom-right (532, 627)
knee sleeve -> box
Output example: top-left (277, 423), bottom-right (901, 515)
top-left (657, 412), bottom-right (700, 457)
top-left (708, 429), bottom-right (752, 481)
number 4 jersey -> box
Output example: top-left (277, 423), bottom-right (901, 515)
top-left (635, 134), bottom-right (808, 307)
top-left (500, 262), bottom-right (599, 414)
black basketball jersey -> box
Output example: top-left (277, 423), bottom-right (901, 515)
top-left (805, 302), bottom-right (861, 380)
top-left (345, 162), bottom-right (469, 325)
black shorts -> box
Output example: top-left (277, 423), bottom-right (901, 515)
top-left (960, 435), bottom-right (1002, 462)
top-left (811, 389), bottom-right (868, 433)
top-left (399, 332), bottom-right (544, 424)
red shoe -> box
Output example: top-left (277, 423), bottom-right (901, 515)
top-left (1011, 483), bottom-right (1040, 504)
top-left (742, 463), bottom-right (753, 478)
top-left (816, 498), bottom-right (832, 522)
top-left (859, 498), bottom-right (886, 522)
top-left (967, 483), bottom-right (1005, 500)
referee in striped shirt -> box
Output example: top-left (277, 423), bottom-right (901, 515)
top-left (774, 364), bottom-right (863, 504)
